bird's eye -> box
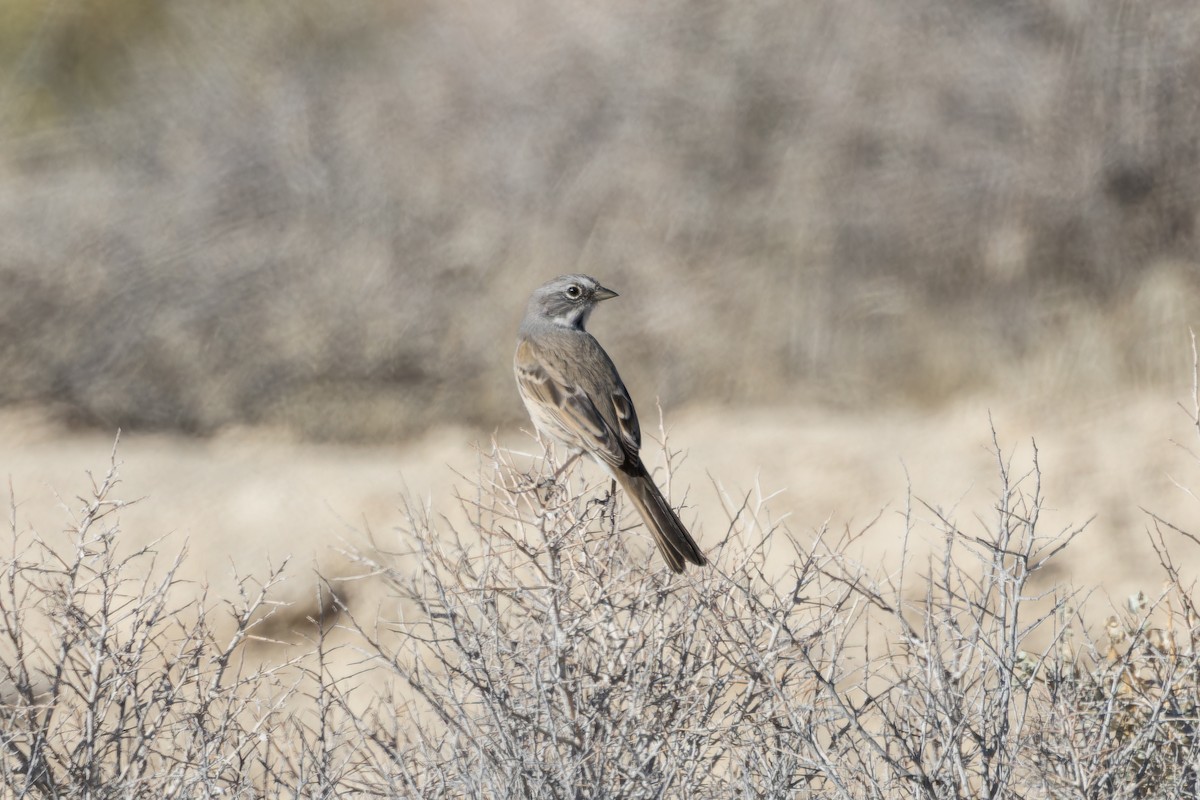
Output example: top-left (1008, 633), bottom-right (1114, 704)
top-left (565, 284), bottom-right (582, 299)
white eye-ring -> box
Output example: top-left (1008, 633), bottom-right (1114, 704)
top-left (565, 284), bottom-right (582, 299)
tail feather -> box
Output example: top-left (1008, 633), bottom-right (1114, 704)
top-left (615, 467), bottom-right (707, 572)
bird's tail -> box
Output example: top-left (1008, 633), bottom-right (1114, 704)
top-left (615, 466), bottom-right (707, 573)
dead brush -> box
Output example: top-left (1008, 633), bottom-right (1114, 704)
top-left (3, 405), bottom-right (1200, 797)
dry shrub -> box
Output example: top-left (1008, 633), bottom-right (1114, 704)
top-left (3, 415), bottom-right (1200, 796)
top-left (339, 436), bottom-right (856, 797)
top-left (0, 443), bottom-right (312, 798)
top-left (341, 418), bottom-right (1200, 798)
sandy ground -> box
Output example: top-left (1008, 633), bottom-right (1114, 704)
top-left (3, 388), bottom-right (1199, 652)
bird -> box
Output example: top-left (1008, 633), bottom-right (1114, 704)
top-left (514, 274), bottom-right (707, 572)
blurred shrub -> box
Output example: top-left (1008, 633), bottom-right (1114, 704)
top-left (0, 0), bottom-right (1197, 438)
top-left (0, 0), bottom-right (164, 129)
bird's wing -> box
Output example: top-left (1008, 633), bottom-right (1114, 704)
top-left (515, 336), bottom-right (626, 468)
top-left (610, 382), bottom-right (641, 455)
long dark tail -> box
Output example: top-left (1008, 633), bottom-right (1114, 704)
top-left (615, 465), bottom-right (707, 573)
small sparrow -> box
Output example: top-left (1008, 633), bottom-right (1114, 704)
top-left (514, 275), bottom-right (707, 572)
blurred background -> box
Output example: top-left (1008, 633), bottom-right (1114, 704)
top-left (2, 0), bottom-right (1199, 606)
top-left (2, 0), bottom-right (1197, 438)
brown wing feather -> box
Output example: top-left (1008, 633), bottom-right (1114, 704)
top-left (610, 389), bottom-right (641, 455)
top-left (514, 337), bottom-right (625, 468)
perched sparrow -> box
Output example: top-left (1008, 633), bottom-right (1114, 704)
top-left (515, 275), bottom-right (706, 572)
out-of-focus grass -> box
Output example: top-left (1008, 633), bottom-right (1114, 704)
top-left (0, 0), bottom-right (1197, 440)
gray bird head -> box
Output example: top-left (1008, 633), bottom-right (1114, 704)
top-left (524, 274), bottom-right (618, 331)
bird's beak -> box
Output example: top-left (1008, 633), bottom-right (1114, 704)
top-left (594, 286), bottom-right (619, 301)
